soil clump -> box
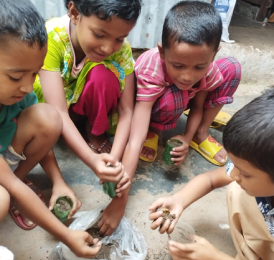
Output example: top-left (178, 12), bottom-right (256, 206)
top-left (56, 198), bottom-right (72, 212)
top-left (168, 139), bottom-right (182, 148)
top-left (86, 221), bottom-right (130, 259)
top-left (157, 208), bottom-right (176, 225)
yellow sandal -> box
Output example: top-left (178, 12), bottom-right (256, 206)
top-left (189, 136), bottom-right (227, 166)
top-left (139, 132), bottom-right (159, 162)
top-left (184, 110), bottom-right (231, 128)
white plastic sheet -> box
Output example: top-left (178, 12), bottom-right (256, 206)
top-left (49, 207), bottom-right (147, 260)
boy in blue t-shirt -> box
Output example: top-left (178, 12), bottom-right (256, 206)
top-left (149, 89), bottom-right (274, 259)
top-left (0, 0), bottom-right (104, 257)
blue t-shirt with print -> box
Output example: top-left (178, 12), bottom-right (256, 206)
top-left (0, 92), bottom-right (37, 154)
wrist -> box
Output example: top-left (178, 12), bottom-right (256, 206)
top-left (182, 133), bottom-right (193, 144)
top-left (52, 176), bottom-right (66, 186)
top-left (60, 229), bottom-right (75, 248)
top-left (214, 250), bottom-right (234, 260)
top-left (171, 193), bottom-right (184, 211)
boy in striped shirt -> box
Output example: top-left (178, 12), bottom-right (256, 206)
top-left (127, 1), bottom-right (241, 168)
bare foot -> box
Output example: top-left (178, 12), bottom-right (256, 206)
top-left (10, 202), bottom-right (35, 228)
top-left (193, 131), bottom-right (227, 164)
top-left (97, 197), bottom-right (125, 236)
top-left (85, 121), bottom-right (112, 153)
top-left (87, 133), bottom-right (112, 153)
top-left (141, 146), bottom-right (156, 160)
top-left (140, 131), bottom-right (159, 160)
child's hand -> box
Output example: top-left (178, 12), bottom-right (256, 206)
top-left (115, 171), bottom-right (131, 197)
top-left (49, 182), bottom-right (81, 219)
top-left (168, 236), bottom-right (225, 260)
top-left (65, 230), bottom-right (102, 258)
top-left (149, 195), bottom-right (184, 234)
top-left (169, 135), bottom-right (190, 165)
top-left (93, 153), bottom-right (125, 183)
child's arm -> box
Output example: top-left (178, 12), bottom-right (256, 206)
top-left (119, 99), bottom-right (156, 183)
top-left (110, 72), bottom-right (135, 161)
top-left (96, 99), bottom-right (155, 235)
top-left (168, 236), bottom-right (234, 260)
top-left (171, 91), bottom-right (208, 165)
top-left (39, 150), bottom-right (81, 218)
top-left (149, 167), bottom-right (232, 234)
top-left (39, 70), bottom-right (124, 183)
top-left (0, 157), bottom-right (101, 258)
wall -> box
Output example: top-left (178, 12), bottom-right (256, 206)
top-left (30, 0), bottom-right (211, 49)
top-left (30, 0), bottom-right (66, 20)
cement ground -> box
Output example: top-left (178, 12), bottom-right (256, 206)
top-left (0, 14), bottom-right (273, 260)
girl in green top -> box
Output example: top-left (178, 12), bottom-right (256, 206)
top-left (34, 0), bottom-right (141, 236)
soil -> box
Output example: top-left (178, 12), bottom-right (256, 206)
top-left (157, 208), bottom-right (176, 225)
top-left (56, 198), bottom-right (72, 212)
top-left (86, 221), bottom-right (131, 260)
top-left (168, 139), bottom-right (182, 148)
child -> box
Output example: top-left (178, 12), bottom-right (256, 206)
top-left (33, 0), bottom-right (141, 235)
top-left (0, 0), bottom-right (102, 257)
top-left (124, 1), bottom-right (241, 169)
top-left (149, 89), bottom-right (274, 260)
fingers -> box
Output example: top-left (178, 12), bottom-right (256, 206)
top-left (172, 155), bottom-right (186, 166)
top-left (68, 199), bottom-right (82, 219)
top-left (98, 220), bottom-right (110, 237)
top-left (159, 219), bottom-right (172, 234)
top-left (150, 216), bottom-right (163, 230)
top-left (169, 240), bottom-right (195, 252)
top-left (85, 235), bottom-right (100, 246)
top-left (100, 153), bottom-right (120, 167)
top-left (48, 195), bottom-right (57, 211)
top-left (103, 227), bottom-right (113, 237)
top-left (116, 172), bottom-right (130, 189)
top-left (98, 162), bottom-right (124, 183)
top-left (116, 181), bottom-right (130, 198)
top-left (84, 235), bottom-right (102, 257)
top-left (149, 199), bottom-right (165, 212)
top-left (115, 173), bottom-right (131, 197)
top-left (168, 240), bottom-right (195, 259)
top-left (167, 218), bottom-right (177, 234)
top-left (149, 210), bottom-right (163, 221)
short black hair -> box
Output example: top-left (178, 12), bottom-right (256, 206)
top-left (64, 0), bottom-right (142, 22)
top-left (162, 1), bottom-right (222, 51)
top-left (223, 88), bottom-right (274, 181)
top-left (0, 0), bottom-right (47, 49)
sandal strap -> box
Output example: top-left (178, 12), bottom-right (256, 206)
top-left (88, 142), bottom-right (99, 151)
top-left (10, 206), bottom-right (20, 216)
top-left (97, 139), bottom-right (108, 152)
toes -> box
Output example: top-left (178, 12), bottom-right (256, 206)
top-left (22, 216), bottom-right (34, 227)
top-left (214, 148), bottom-right (227, 163)
top-left (143, 147), bottom-right (155, 159)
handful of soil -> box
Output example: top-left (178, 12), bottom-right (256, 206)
top-left (163, 139), bottom-right (183, 165)
top-left (52, 196), bottom-right (73, 223)
top-left (157, 207), bottom-right (176, 226)
top-left (87, 221), bottom-right (130, 259)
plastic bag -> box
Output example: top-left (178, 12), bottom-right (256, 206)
top-left (48, 206), bottom-right (147, 260)
top-left (213, 0), bottom-right (236, 43)
top-left (0, 246), bottom-right (14, 260)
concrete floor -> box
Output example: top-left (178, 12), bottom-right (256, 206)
top-left (0, 14), bottom-right (273, 260)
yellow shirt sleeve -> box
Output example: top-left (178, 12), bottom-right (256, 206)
top-left (42, 31), bottom-right (63, 72)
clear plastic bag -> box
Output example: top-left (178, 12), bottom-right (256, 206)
top-left (48, 206), bottom-right (147, 260)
